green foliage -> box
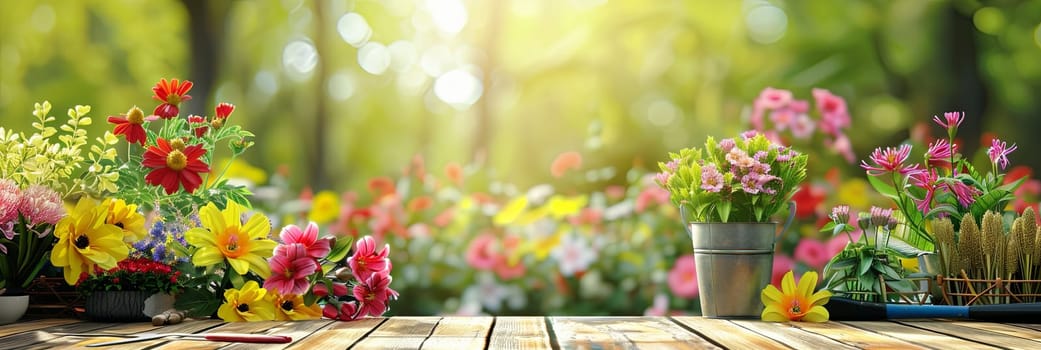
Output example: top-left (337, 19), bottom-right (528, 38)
top-left (0, 102), bottom-right (119, 198)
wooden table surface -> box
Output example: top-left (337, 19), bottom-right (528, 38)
top-left (3, 316), bottom-right (1041, 349)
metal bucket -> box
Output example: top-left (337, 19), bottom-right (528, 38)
top-left (682, 203), bottom-right (795, 318)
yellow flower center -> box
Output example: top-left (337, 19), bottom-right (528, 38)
top-left (784, 295), bottom-right (810, 320)
top-left (166, 94), bottom-right (182, 105)
top-left (166, 150), bottom-right (188, 171)
top-left (127, 107), bottom-right (145, 124)
top-left (74, 235), bottom-right (90, 249)
top-left (217, 229), bottom-right (251, 259)
top-left (211, 119), bottom-right (225, 129)
top-left (170, 138), bottom-right (186, 151)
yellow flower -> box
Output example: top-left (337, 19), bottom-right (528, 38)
top-left (761, 270), bottom-right (831, 322)
top-left (50, 198), bottom-right (129, 285)
top-left (837, 179), bottom-right (872, 209)
top-left (273, 293), bottom-right (322, 321)
top-left (546, 195), bottom-right (587, 219)
top-left (218, 281), bottom-right (276, 322)
top-left (307, 191), bottom-right (340, 224)
top-left (102, 198), bottom-right (146, 242)
top-left (494, 196), bottom-right (528, 226)
top-left (208, 158), bottom-right (268, 186)
top-left (185, 201), bottom-right (277, 277)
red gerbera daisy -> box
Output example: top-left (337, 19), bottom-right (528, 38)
top-left (142, 138), bottom-right (210, 194)
top-left (152, 78), bottom-right (193, 119)
top-left (211, 102), bottom-right (235, 128)
top-left (188, 115), bottom-right (208, 137)
top-left (107, 106), bottom-right (158, 146)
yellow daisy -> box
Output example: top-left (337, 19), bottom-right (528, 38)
top-left (102, 198), bottom-right (146, 242)
top-left (50, 198), bottom-right (129, 285)
top-left (185, 201), bottom-right (277, 277)
top-left (273, 293), bottom-right (322, 321)
top-left (217, 281), bottom-right (276, 322)
top-left (307, 191), bottom-right (340, 224)
top-left (761, 270), bottom-right (832, 322)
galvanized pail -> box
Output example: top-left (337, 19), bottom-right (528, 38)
top-left (682, 203), bottom-right (795, 318)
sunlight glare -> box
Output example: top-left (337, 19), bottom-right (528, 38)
top-left (434, 69), bottom-right (483, 109)
top-left (282, 40), bottom-right (318, 79)
top-left (389, 41), bottom-right (418, 72)
top-left (745, 3), bottom-right (788, 44)
top-left (425, 0), bottom-right (468, 35)
top-left (327, 71), bottom-right (355, 101)
top-left (358, 42), bottom-right (391, 75)
top-left (338, 13), bottom-right (373, 48)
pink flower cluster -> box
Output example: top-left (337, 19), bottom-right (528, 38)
top-left (263, 224), bottom-right (397, 321)
top-left (750, 87), bottom-right (855, 162)
top-left (322, 236), bottom-right (398, 320)
top-left (861, 111), bottom-right (1015, 211)
top-left (697, 136), bottom-right (787, 195)
top-left (264, 223), bottom-right (332, 295)
top-left (0, 180), bottom-right (64, 253)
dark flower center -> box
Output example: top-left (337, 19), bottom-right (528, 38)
top-left (281, 300), bottom-right (294, 311)
top-left (115, 222), bottom-right (124, 229)
top-left (237, 303), bottom-right (249, 312)
top-left (74, 235), bottom-right (90, 249)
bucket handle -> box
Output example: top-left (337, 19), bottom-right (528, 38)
top-left (679, 201), bottom-right (797, 238)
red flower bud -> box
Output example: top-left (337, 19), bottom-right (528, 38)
top-left (332, 282), bottom-right (348, 297)
top-left (312, 283), bottom-right (329, 298)
top-left (322, 303), bottom-right (339, 319)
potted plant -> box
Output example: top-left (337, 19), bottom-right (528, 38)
top-left (0, 102), bottom-right (120, 325)
top-left (76, 257), bottom-right (183, 321)
top-left (656, 131), bottom-right (807, 318)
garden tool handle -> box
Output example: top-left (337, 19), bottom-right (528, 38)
top-left (201, 334), bottom-right (292, 343)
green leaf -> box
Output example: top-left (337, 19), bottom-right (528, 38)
top-left (326, 237), bottom-right (354, 263)
top-left (867, 175), bottom-right (899, 200)
top-left (820, 221), bottom-right (836, 233)
top-left (877, 263), bottom-right (904, 280)
top-left (880, 234), bottom-right (928, 258)
top-left (858, 253), bottom-right (873, 276)
top-left (175, 287), bottom-right (222, 318)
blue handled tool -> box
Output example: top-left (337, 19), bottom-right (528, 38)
top-left (828, 297), bottom-right (1041, 322)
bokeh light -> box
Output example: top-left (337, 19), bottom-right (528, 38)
top-left (434, 69), bottom-right (483, 108)
top-left (338, 13), bottom-right (373, 48)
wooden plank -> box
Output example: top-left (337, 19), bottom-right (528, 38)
top-left (671, 317), bottom-right (791, 350)
top-left (842, 321), bottom-right (998, 350)
top-left (898, 321), bottom-right (1041, 349)
top-left (420, 317), bottom-right (492, 350)
top-left (367, 316), bottom-right (440, 337)
top-left (420, 337), bottom-right (488, 350)
top-left (49, 319), bottom-right (224, 350)
top-left (152, 320), bottom-right (287, 350)
top-left (352, 336), bottom-right (426, 349)
top-left (224, 320), bottom-right (334, 350)
top-left (429, 316), bottom-right (493, 337)
top-left (550, 316), bottom-right (720, 349)
top-left (790, 320), bottom-right (927, 349)
top-left (285, 318), bottom-right (384, 350)
top-left (0, 321), bottom-right (117, 349)
top-left (488, 317), bottom-right (551, 350)
top-left (948, 321), bottom-right (1041, 342)
top-left (0, 319), bottom-right (80, 337)
top-left (732, 320), bottom-right (856, 350)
